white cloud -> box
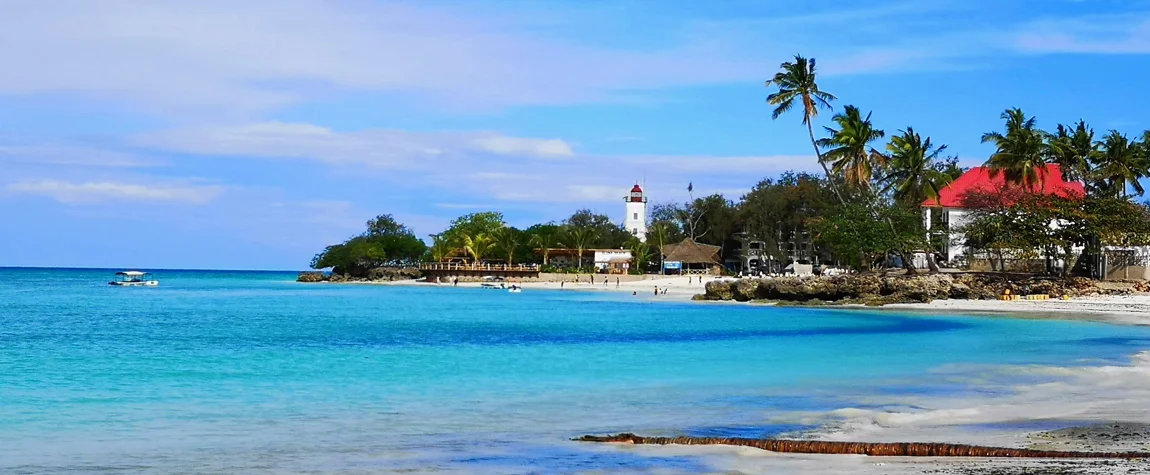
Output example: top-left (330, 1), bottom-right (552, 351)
top-left (136, 122), bottom-right (575, 165)
top-left (471, 136), bottom-right (574, 159)
top-left (1013, 17), bottom-right (1150, 54)
top-left (134, 120), bottom-right (820, 207)
top-left (7, 180), bottom-right (222, 204)
top-left (0, 0), bottom-right (763, 115)
top-left (0, 143), bottom-right (159, 168)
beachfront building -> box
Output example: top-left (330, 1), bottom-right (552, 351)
top-left (921, 164), bottom-right (1085, 270)
top-left (537, 248), bottom-right (632, 273)
top-left (660, 238), bottom-right (722, 275)
top-left (623, 184), bottom-right (648, 242)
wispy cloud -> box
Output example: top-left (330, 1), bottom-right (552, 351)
top-left (135, 122), bottom-right (576, 165)
top-left (0, 143), bottom-right (160, 168)
top-left (133, 121), bottom-right (819, 206)
top-left (7, 180), bottom-right (222, 204)
top-left (1013, 16), bottom-right (1150, 54)
top-left (0, 1), bottom-right (763, 115)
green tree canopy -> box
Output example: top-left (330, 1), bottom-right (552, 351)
top-left (310, 214), bottom-right (427, 275)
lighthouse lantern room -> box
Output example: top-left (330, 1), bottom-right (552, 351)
top-left (624, 184), bottom-right (648, 242)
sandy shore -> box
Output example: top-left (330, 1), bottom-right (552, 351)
top-left (380, 274), bottom-right (718, 302)
top-left (882, 294), bottom-right (1150, 326)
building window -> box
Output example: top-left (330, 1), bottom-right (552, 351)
top-left (632, 228), bottom-right (638, 234)
top-left (633, 213), bottom-right (638, 220)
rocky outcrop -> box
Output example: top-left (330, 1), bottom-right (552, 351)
top-left (296, 271), bottom-right (326, 283)
top-left (701, 273), bottom-right (1138, 305)
top-left (575, 433), bottom-right (1150, 458)
top-left (296, 267), bottom-right (422, 283)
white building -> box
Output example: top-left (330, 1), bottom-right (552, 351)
top-left (593, 249), bottom-right (633, 272)
top-left (624, 184), bottom-right (648, 242)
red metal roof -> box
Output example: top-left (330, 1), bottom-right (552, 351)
top-left (923, 164), bottom-right (1085, 208)
top-left (630, 184), bottom-right (643, 193)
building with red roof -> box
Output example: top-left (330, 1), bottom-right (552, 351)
top-left (922, 164), bottom-right (1086, 266)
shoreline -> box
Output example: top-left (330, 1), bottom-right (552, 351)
top-left (329, 276), bottom-right (1150, 473)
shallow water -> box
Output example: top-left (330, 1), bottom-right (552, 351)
top-left (3, 268), bottom-right (1149, 473)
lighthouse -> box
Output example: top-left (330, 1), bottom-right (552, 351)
top-left (624, 184), bottom-right (648, 242)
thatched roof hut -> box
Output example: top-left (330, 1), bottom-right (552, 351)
top-left (661, 238), bottom-right (721, 265)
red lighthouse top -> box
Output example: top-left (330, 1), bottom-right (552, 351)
top-left (627, 184), bottom-right (645, 202)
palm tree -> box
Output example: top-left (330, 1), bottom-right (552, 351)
top-left (647, 221), bottom-right (672, 274)
top-left (627, 238), bottom-right (652, 274)
top-left (492, 227), bottom-right (520, 265)
top-left (981, 108), bottom-right (1049, 189)
top-left (880, 127), bottom-right (951, 205)
top-left (461, 233), bottom-right (496, 265)
top-left (1094, 130), bottom-right (1150, 198)
top-left (528, 230), bottom-right (559, 265)
top-left (816, 105), bottom-right (885, 190)
top-left (765, 55), bottom-right (845, 203)
top-left (428, 234), bottom-right (452, 262)
top-left (564, 225), bottom-right (598, 269)
top-left (1046, 120), bottom-right (1099, 186)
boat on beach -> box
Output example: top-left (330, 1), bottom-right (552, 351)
top-left (109, 271), bottom-right (158, 287)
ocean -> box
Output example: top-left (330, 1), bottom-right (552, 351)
top-left (3, 268), bottom-right (1150, 474)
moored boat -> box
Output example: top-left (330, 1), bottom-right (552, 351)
top-left (109, 271), bottom-right (158, 287)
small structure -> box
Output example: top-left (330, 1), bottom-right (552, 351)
top-left (535, 248), bottom-right (633, 272)
top-left (623, 184), bottom-right (648, 242)
top-left (661, 238), bottom-right (722, 275)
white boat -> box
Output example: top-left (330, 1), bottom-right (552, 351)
top-left (109, 271), bottom-right (158, 287)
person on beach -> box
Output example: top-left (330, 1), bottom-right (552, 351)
top-left (615, 278), bottom-right (620, 289)
top-left (654, 286), bottom-right (659, 295)
top-left (560, 281), bottom-right (564, 288)
top-left (603, 276), bottom-right (608, 287)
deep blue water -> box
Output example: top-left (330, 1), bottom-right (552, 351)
top-left (3, 268), bottom-right (1150, 473)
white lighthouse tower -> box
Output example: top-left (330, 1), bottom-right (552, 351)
top-left (624, 184), bottom-right (648, 242)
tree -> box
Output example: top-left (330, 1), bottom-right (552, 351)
top-left (880, 127), bottom-right (953, 205)
top-left (646, 221), bottom-right (676, 274)
top-left (817, 105), bottom-right (885, 190)
top-left (310, 214), bottom-right (427, 274)
top-left (525, 223), bottom-right (562, 265)
top-left (627, 238), bottom-right (654, 274)
top-left (1093, 130), bottom-right (1149, 199)
top-left (492, 227), bottom-right (522, 265)
top-left (442, 212), bottom-right (506, 247)
top-left (765, 54), bottom-right (845, 203)
top-left (563, 225), bottom-right (598, 269)
top-left (739, 172), bottom-right (835, 267)
top-left (461, 233), bottom-right (497, 264)
top-left (365, 214), bottom-right (411, 237)
top-left (810, 202), bottom-right (923, 271)
top-left (564, 209), bottom-right (628, 248)
top-left (1047, 120), bottom-right (1099, 185)
top-left (428, 234), bottom-right (452, 262)
top-left (982, 108), bottom-right (1049, 189)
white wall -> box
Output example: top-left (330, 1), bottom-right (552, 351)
top-left (624, 200), bottom-right (647, 242)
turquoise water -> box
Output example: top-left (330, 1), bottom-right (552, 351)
top-left (4, 268), bottom-right (1150, 473)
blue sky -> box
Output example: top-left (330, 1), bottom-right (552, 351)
top-left (1, 0), bottom-right (1149, 270)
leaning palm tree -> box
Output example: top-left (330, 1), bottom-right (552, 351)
top-left (765, 55), bottom-right (845, 203)
top-left (491, 227), bottom-right (520, 265)
top-left (1046, 120), bottom-right (1099, 186)
top-left (880, 127), bottom-right (952, 205)
top-left (981, 108), bottom-right (1049, 189)
top-left (1094, 130), bottom-right (1149, 198)
top-left (563, 225), bottom-right (598, 269)
top-left (461, 232), bottom-right (497, 265)
top-left (816, 105), bottom-right (885, 190)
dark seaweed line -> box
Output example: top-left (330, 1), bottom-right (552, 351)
top-left (575, 433), bottom-right (1150, 458)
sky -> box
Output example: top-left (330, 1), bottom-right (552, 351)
top-left (2, 0), bottom-right (1149, 270)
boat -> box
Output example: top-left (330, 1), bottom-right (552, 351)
top-left (508, 285), bottom-right (521, 293)
top-left (109, 271), bottom-right (158, 287)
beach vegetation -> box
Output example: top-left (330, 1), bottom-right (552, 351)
top-left (310, 214), bottom-right (427, 274)
top-left (765, 54), bottom-right (844, 203)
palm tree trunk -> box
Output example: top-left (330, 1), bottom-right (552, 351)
top-left (807, 121), bottom-right (846, 204)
